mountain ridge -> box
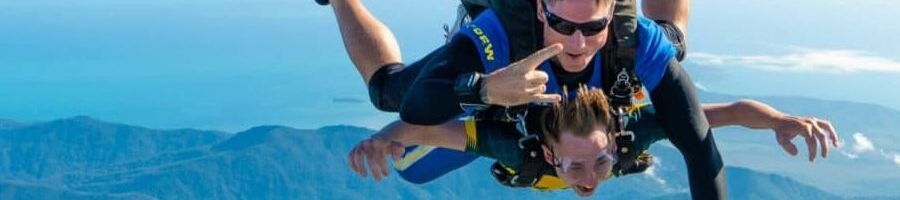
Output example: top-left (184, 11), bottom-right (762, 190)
top-left (1, 116), bottom-right (894, 199)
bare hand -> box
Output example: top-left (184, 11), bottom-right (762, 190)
top-left (771, 115), bottom-right (840, 162)
top-left (348, 136), bottom-right (405, 181)
top-left (481, 44), bottom-right (564, 106)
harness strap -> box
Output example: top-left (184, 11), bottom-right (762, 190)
top-left (607, 0), bottom-right (641, 111)
top-left (489, 134), bottom-right (545, 188)
top-left (606, 0), bottom-right (656, 176)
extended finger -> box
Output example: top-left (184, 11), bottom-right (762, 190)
top-left (352, 147), bottom-right (368, 177)
top-left (530, 93), bottom-right (561, 104)
top-left (361, 141), bottom-right (376, 178)
top-left (818, 119), bottom-right (840, 147)
top-left (366, 149), bottom-right (384, 181)
top-left (801, 125), bottom-right (818, 162)
top-left (374, 148), bottom-right (391, 178)
top-left (348, 147), bottom-right (361, 175)
top-left (518, 44), bottom-right (563, 71)
top-left (526, 71), bottom-right (550, 85)
top-left (810, 120), bottom-right (829, 158)
top-left (525, 85), bottom-right (547, 95)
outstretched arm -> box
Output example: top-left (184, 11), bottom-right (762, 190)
top-left (702, 100), bottom-right (841, 161)
top-left (347, 120), bottom-right (466, 181)
top-left (704, 100), bottom-right (782, 129)
top-left (374, 120), bottom-right (467, 151)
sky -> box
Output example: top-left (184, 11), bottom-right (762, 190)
top-left (0, 0), bottom-right (898, 132)
top-left (684, 0), bottom-right (900, 108)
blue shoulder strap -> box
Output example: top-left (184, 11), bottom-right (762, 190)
top-left (458, 10), bottom-right (511, 73)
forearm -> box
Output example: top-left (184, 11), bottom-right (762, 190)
top-left (372, 120), bottom-right (466, 151)
top-left (399, 79), bottom-right (465, 125)
top-left (703, 99), bottom-right (784, 129)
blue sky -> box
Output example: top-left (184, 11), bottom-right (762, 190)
top-left (1, 0), bottom-right (898, 131)
top-left (685, 0), bottom-right (900, 109)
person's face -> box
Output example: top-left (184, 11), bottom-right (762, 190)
top-left (537, 0), bottom-right (612, 73)
top-left (542, 125), bottom-right (617, 197)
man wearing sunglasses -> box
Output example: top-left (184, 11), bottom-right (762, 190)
top-left (396, 0), bottom-right (729, 198)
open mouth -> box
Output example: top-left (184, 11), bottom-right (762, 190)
top-left (575, 185), bottom-right (595, 194)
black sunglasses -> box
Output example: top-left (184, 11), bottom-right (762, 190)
top-left (541, 1), bottom-right (611, 36)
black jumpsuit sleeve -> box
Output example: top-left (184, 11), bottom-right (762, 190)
top-left (650, 59), bottom-right (727, 200)
top-left (367, 45), bottom-right (449, 112)
top-left (465, 119), bottom-right (525, 167)
top-left (399, 35), bottom-right (484, 125)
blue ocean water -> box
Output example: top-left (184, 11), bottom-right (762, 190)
top-left (0, 0), bottom-right (457, 131)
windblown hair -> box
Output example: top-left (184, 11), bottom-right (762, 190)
top-left (539, 85), bottom-right (613, 146)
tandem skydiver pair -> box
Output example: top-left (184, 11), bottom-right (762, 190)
top-left (317, 0), bottom-right (840, 199)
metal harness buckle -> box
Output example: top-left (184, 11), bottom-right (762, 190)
top-left (510, 174), bottom-right (539, 187)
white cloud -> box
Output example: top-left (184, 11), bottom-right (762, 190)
top-left (893, 154), bottom-right (900, 166)
top-left (842, 153), bottom-right (859, 159)
top-left (642, 158), bottom-right (670, 188)
top-left (851, 133), bottom-right (875, 154)
top-left (641, 158), bottom-right (690, 193)
top-left (841, 132), bottom-right (875, 158)
top-left (689, 48), bottom-right (900, 74)
top-left (838, 132), bottom-right (900, 167)
top-left (644, 165), bottom-right (667, 186)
